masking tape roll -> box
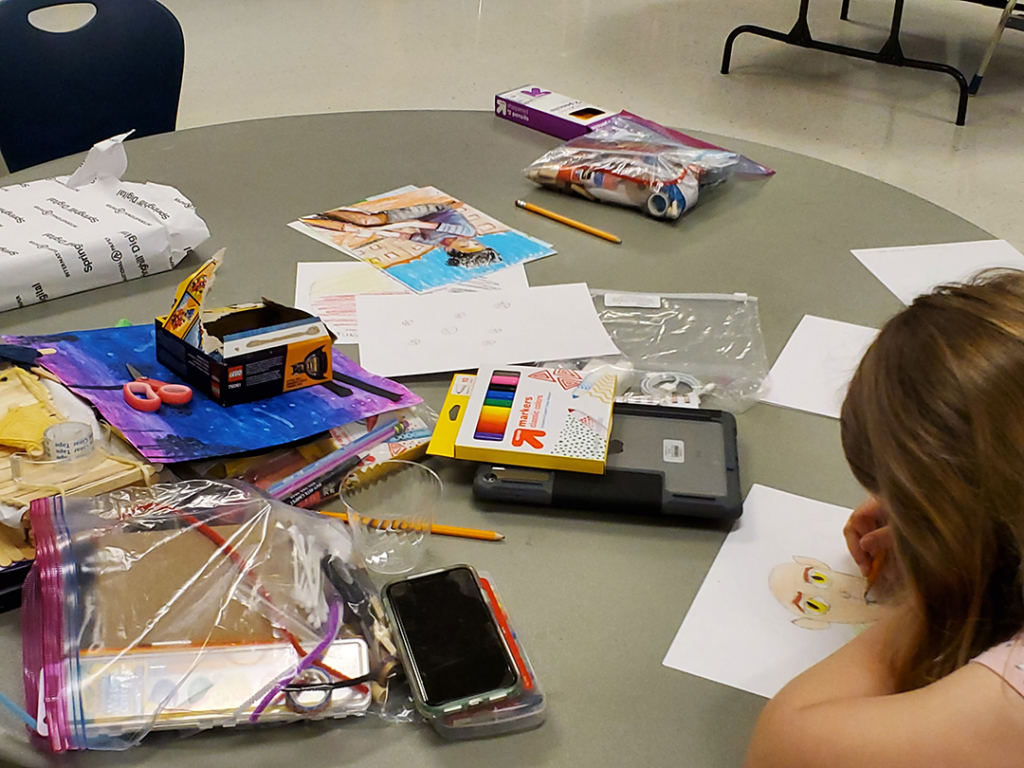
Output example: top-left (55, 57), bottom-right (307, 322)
top-left (43, 422), bottom-right (94, 462)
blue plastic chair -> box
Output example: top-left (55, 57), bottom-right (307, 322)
top-left (0, 0), bottom-right (184, 173)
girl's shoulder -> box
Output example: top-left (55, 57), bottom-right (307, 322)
top-left (971, 633), bottom-right (1024, 699)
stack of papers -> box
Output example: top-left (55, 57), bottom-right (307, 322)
top-left (290, 185), bottom-right (618, 377)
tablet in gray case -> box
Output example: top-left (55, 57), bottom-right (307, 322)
top-left (473, 403), bottom-right (742, 521)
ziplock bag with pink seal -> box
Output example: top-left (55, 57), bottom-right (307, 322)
top-left (524, 114), bottom-right (746, 220)
top-left (22, 479), bottom-right (407, 751)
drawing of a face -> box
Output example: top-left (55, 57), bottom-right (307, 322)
top-left (768, 556), bottom-right (883, 630)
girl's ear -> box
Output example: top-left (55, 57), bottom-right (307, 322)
top-left (792, 617), bottom-right (829, 630)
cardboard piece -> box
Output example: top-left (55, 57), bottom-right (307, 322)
top-left (87, 525), bottom-right (278, 648)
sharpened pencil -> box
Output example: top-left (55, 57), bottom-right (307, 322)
top-left (318, 511), bottom-right (504, 542)
top-left (515, 199), bottom-right (621, 244)
top-left (864, 550), bottom-right (886, 602)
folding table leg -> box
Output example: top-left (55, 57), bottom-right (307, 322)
top-left (721, 0), bottom-right (971, 125)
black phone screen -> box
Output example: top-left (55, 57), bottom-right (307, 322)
top-left (386, 567), bottom-right (518, 706)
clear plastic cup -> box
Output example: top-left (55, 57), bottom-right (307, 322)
top-left (341, 460), bottom-right (442, 575)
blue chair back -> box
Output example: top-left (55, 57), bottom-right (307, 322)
top-left (0, 0), bottom-right (184, 173)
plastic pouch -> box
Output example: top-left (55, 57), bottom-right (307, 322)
top-left (544, 290), bottom-right (768, 412)
top-left (524, 115), bottom-right (740, 220)
top-left (22, 480), bottom-right (406, 751)
top-left (432, 571), bottom-right (544, 740)
top-left (382, 566), bottom-right (545, 740)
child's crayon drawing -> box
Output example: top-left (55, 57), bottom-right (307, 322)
top-left (290, 186), bottom-right (554, 293)
top-left (768, 556), bottom-right (883, 630)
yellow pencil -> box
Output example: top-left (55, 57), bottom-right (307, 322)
top-left (515, 199), bottom-right (621, 244)
top-left (864, 549), bottom-right (886, 602)
top-left (318, 511), bottom-right (504, 542)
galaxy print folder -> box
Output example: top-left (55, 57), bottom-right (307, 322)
top-left (452, 365), bottom-right (616, 475)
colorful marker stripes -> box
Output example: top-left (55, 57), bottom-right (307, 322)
top-left (473, 370), bottom-right (521, 441)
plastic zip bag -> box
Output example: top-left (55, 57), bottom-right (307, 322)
top-left (23, 480), bottom-right (406, 751)
top-left (524, 115), bottom-right (740, 220)
top-left (543, 291), bottom-right (768, 412)
top-left (596, 290), bottom-right (768, 411)
top-left (617, 111), bottom-right (774, 178)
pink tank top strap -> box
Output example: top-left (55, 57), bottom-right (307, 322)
top-left (971, 634), bottom-right (1024, 698)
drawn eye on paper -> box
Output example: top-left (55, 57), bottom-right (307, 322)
top-left (441, 326), bottom-right (458, 335)
top-left (768, 556), bottom-right (882, 630)
top-left (401, 319), bottom-right (414, 327)
top-left (494, 301), bottom-right (511, 310)
top-left (481, 339), bottom-right (496, 346)
top-left (454, 312), bottom-right (466, 319)
top-left (488, 328), bottom-right (502, 334)
top-left (409, 338), bottom-right (421, 346)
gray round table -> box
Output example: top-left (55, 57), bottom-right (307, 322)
top-left (0, 111), bottom-right (990, 767)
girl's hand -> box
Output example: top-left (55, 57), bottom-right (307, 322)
top-left (844, 496), bottom-right (893, 577)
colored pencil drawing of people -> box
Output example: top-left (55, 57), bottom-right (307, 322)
top-left (768, 556), bottom-right (884, 630)
top-left (301, 203), bottom-right (502, 269)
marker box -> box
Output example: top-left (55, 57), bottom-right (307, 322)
top-left (494, 86), bottom-right (614, 141)
top-left (429, 365), bottom-right (616, 475)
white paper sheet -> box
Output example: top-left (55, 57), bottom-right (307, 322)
top-left (0, 133), bottom-right (210, 313)
top-left (663, 484), bottom-right (871, 699)
top-left (294, 262), bottom-right (529, 343)
top-left (760, 315), bottom-right (878, 419)
top-left (356, 282), bottom-right (620, 377)
top-left (851, 240), bottom-right (1024, 305)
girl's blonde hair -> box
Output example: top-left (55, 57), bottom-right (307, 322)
top-left (841, 269), bottom-right (1024, 691)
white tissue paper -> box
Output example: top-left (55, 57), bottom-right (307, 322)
top-left (0, 132), bottom-right (210, 312)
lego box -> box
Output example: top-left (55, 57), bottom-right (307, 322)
top-left (155, 252), bottom-right (334, 406)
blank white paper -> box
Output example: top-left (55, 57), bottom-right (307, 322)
top-left (760, 315), bottom-right (878, 419)
top-left (356, 283), bottom-right (620, 377)
top-left (851, 239), bottom-right (1024, 305)
top-left (662, 484), bottom-right (860, 699)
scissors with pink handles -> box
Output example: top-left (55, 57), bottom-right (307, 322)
top-left (123, 364), bottom-right (193, 412)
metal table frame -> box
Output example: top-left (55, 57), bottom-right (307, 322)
top-left (721, 0), bottom-right (970, 125)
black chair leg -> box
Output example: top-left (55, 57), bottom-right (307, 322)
top-left (840, 0), bottom-right (851, 20)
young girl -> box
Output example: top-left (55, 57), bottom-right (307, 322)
top-left (745, 270), bottom-right (1024, 768)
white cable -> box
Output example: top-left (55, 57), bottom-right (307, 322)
top-left (639, 371), bottom-right (715, 398)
